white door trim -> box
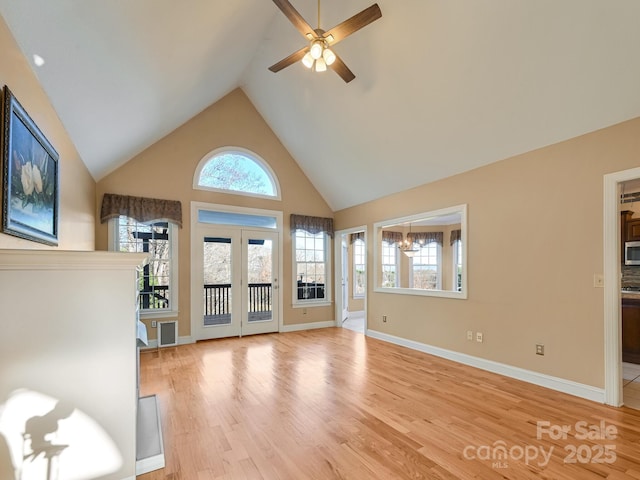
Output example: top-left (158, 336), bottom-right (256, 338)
top-left (334, 226), bottom-right (367, 332)
top-left (603, 167), bottom-right (640, 406)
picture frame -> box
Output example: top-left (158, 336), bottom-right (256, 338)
top-left (1, 85), bottom-right (59, 246)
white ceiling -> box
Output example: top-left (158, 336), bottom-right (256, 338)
top-left (2, 0), bottom-right (640, 211)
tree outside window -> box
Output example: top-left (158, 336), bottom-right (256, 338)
top-left (116, 216), bottom-right (173, 311)
top-left (196, 151), bottom-right (277, 197)
top-left (411, 241), bottom-right (440, 290)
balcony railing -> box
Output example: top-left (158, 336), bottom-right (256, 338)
top-left (204, 283), bottom-right (272, 325)
top-left (297, 281), bottom-right (325, 300)
top-left (139, 285), bottom-right (169, 310)
top-left (204, 283), bottom-right (232, 317)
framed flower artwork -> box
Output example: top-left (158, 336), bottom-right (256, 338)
top-left (1, 85), bottom-right (59, 246)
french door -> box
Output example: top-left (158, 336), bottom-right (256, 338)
top-left (192, 226), bottom-right (279, 340)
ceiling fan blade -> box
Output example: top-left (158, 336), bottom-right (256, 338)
top-left (269, 46), bottom-right (308, 73)
top-left (272, 0), bottom-right (315, 39)
top-left (330, 54), bottom-right (356, 83)
top-left (324, 4), bottom-right (382, 45)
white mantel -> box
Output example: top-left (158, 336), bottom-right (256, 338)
top-left (0, 249), bottom-right (147, 480)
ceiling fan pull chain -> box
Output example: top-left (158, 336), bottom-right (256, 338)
top-left (317, 0), bottom-right (321, 30)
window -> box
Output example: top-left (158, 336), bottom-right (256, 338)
top-left (353, 238), bottom-right (365, 297)
top-left (453, 239), bottom-right (462, 291)
top-left (194, 148), bottom-right (280, 199)
top-left (411, 241), bottom-right (441, 290)
top-left (111, 216), bottom-right (178, 316)
top-left (381, 240), bottom-right (398, 287)
top-left (373, 205), bottom-right (467, 299)
top-left (293, 230), bottom-right (330, 305)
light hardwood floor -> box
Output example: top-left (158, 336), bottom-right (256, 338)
top-left (623, 362), bottom-right (640, 410)
top-left (139, 328), bottom-right (640, 479)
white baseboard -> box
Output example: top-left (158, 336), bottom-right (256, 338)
top-left (366, 329), bottom-right (605, 404)
top-left (142, 335), bottom-right (194, 349)
top-left (281, 320), bottom-right (336, 332)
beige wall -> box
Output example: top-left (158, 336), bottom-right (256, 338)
top-left (335, 116), bottom-right (640, 389)
top-left (0, 16), bottom-right (95, 250)
top-left (96, 89), bottom-right (333, 339)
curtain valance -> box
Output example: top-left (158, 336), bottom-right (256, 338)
top-left (382, 231), bottom-right (403, 244)
top-left (350, 232), bottom-right (365, 244)
top-left (290, 214), bottom-right (334, 238)
top-left (100, 193), bottom-right (183, 228)
top-left (450, 229), bottom-right (462, 245)
top-left (407, 231), bottom-right (443, 246)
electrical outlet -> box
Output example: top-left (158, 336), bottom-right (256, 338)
top-left (593, 274), bottom-right (604, 288)
top-left (151, 320), bottom-right (157, 328)
top-left (536, 344), bottom-right (545, 355)
top-left (467, 330), bottom-right (473, 341)
top-left (476, 332), bottom-right (483, 343)
top-left (383, 315), bottom-right (387, 323)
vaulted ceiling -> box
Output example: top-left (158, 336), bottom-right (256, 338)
top-left (1, 1), bottom-right (640, 211)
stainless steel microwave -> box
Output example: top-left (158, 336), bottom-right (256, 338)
top-left (625, 241), bottom-right (640, 265)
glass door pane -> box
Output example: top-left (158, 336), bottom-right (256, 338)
top-left (242, 230), bottom-right (279, 336)
top-left (192, 228), bottom-right (241, 341)
top-left (246, 238), bottom-right (273, 323)
top-left (203, 237), bottom-right (232, 326)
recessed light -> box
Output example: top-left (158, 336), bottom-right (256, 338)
top-left (33, 54), bottom-right (45, 67)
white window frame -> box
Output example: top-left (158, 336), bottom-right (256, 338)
top-left (373, 205), bottom-right (467, 299)
top-left (409, 241), bottom-right (442, 290)
top-left (292, 230), bottom-right (332, 308)
top-left (193, 146), bottom-right (282, 201)
top-left (452, 239), bottom-right (462, 292)
top-left (381, 240), bottom-right (399, 288)
top-left (352, 238), bottom-right (366, 298)
top-left (109, 217), bottom-right (179, 319)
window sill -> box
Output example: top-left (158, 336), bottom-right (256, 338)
top-left (292, 301), bottom-right (332, 309)
top-left (374, 286), bottom-right (467, 299)
top-left (140, 310), bottom-right (179, 320)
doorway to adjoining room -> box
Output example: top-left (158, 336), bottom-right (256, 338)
top-left (336, 228), bottom-right (367, 334)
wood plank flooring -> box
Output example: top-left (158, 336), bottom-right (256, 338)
top-left (138, 328), bottom-right (640, 479)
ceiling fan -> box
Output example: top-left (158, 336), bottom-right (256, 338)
top-left (269, 0), bottom-right (382, 83)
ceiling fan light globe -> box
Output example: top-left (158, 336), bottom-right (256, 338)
top-left (314, 57), bottom-right (327, 72)
top-left (310, 41), bottom-right (323, 60)
top-left (302, 52), bottom-right (314, 69)
top-left (322, 48), bottom-right (336, 66)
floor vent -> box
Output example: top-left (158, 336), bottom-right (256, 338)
top-left (157, 321), bottom-right (178, 347)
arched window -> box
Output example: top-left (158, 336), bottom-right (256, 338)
top-left (193, 147), bottom-right (280, 199)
